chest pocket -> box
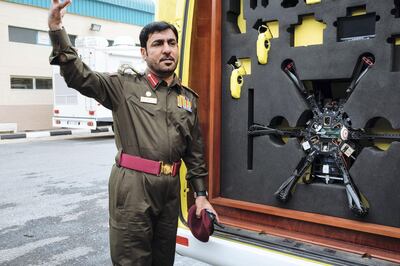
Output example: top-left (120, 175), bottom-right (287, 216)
top-left (172, 105), bottom-right (196, 139)
top-left (127, 95), bottom-right (156, 116)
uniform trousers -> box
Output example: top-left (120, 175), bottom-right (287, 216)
top-left (108, 164), bottom-right (180, 266)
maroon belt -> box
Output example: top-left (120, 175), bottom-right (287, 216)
top-left (119, 152), bottom-right (181, 176)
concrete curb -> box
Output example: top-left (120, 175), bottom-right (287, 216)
top-left (0, 126), bottom-right (112, 140)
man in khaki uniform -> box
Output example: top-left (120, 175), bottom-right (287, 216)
top-left (48, 1), bottom-right (219, 265)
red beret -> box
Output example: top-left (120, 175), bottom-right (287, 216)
top-left (187, 205), bottom-right (214, 242)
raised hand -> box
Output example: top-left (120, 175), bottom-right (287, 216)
top-left (48, 0), bottom-right (71, 30)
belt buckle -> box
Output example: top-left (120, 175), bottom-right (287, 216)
top-left (159, 161), bottom-right (173, 176)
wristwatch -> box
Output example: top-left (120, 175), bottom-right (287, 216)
top-left (194, 190), bottom-right (208, 198)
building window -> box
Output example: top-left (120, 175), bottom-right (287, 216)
top-left (36, 78), bottom-right (53, 90)
top-left (11, 77), bottom-right (52, 90)
top-left (8, 26), bottom-right (37, 44)
top-left (10, 77), bottom-right (33, 89)
top-left (8, 26), bottom-right (77, 46)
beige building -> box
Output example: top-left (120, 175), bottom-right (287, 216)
top-left (0, 0), bottom-right (154, 131)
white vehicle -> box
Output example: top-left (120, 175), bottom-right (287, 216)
top-left (52, 35), bottom-right (145, 129)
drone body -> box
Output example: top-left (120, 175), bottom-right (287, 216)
top-left (248, 54), bottom-right (400, 217)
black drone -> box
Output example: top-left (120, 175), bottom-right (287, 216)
top-left (248, 54), bottom-right (400, 217)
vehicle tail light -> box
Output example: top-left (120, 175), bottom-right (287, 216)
top-left (89, 110), bottom-right (95, 115)
top-left (55, 120), bottom-right (61, 124)
top-left (54, 109), bottom-right (59, 114)
top-left (87, 121), bottom-right (94, 127)
top-left (176, 235), bottom-right (189, 246)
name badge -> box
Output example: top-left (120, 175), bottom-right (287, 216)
top-left (177, 95), bottom-right (192, 112)
top-left (140, 96), bottom-right (157, 104)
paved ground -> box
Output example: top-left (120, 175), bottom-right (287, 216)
top-left (0, 134), bottom-right (210, 265)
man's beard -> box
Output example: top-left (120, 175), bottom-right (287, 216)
top-left (149, 63), bottom-right (177, 78)
top-left (154, 67), bottom-right (176, 78)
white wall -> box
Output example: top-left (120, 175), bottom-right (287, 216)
top-left (0, 1), bottom-right (144, 130)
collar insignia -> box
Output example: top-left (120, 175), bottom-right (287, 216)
top-left (147, 73), bottom-right (159, 88)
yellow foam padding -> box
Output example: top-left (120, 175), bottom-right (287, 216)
top-left (374, 143), bottom-right (390, 151)
top-left (395, 37), bottom-right (400, 45)
top-left (266, 20), bottom-right (279, 38)
top-left (351, 8), bottom-right (367, 16)
top-left (305, 0), bottom-right (321, 5)
top-left (294, 15), bottom-right (326, 47)
top-left (368, 118), bottom-right (400, 151)
top-left (238, 0), bottom-right (246, 33)
top-left (371, 130), bottom-right (395, 151)
top-left (240, 58), bottom-right (252, 74)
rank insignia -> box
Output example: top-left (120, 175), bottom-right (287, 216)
top-left (147, 73), bottom-right (159, 88)
top-left (177, 95), bottom-right (192, 112)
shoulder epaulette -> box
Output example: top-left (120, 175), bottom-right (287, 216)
top-left (118, 64), bottom-right (144, 77)
top-left (181, 85), bottom-right (199, 98)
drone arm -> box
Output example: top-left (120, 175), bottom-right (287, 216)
top-left (284, 68), bottom-right (307, 94)
top-left (335, 154), bottom-right (369, 216)
top-left (350, 130), bottom-right (400, 142)
top-left (344, 55), bottom-right (374, 103)
top-left (274, 150), bottom-right (317, 202)
top-left (248, 124), bottom-right (302, 137)
top-left (282, 60), bottom-right (322, 116)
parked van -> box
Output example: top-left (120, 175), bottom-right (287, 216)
top-left (52, 35), bottom-right (145, 129)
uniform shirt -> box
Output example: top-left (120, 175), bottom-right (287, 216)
top-left (48, 28), bottom-right (207, 192)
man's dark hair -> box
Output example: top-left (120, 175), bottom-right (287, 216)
top-left (139, 21), bottom-right (179, 48)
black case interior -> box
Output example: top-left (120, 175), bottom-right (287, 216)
top-left (220, 0), bottom-right (400, 227)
